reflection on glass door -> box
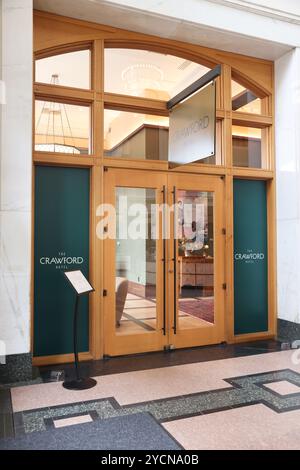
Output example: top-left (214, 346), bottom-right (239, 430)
top-left (115, 187), bottom-right (157, 335)
top-left (168, 174), bottom-right (225, 349)
top-left (177, 190), bottom-right (215, 330)
top-left (104, 169), bottom-right (168, 356)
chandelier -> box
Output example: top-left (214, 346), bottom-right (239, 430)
top-left (121, 63), bottom-right (164, 97)
top-left (35, 74), bottom-right (80, 154)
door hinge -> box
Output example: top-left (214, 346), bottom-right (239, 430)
top-left (103, 289), bottom-right (108, 297)
top-left (222, 283), bottom-right (227, 290)
top-left (104, 166), bottom-right (108, 172)
top-left (222, 228), bottom-right (226, 235)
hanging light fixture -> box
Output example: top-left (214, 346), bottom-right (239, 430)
top-left (35, 74), bottom-right (80, 154)
top-left (121, 63), bottom-right (164, 98)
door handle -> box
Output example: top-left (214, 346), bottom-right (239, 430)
top-left (172, 186), bottom-right (177, 335)
top-left (162, 185), bottom-right (167, 336)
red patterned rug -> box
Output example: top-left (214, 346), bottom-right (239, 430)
top-left (179, 298), bottom-right (214, 324)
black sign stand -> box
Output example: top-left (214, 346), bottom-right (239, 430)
top-left (62, 270), bottom-right (97, 390)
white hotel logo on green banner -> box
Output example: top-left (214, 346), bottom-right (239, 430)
top-left (234, 248), bottom-right (265, 264)
top-left (39, 251), bottom-right (84, 270)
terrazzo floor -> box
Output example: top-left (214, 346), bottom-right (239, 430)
top-left (2, 349), bottom-right (300, 450)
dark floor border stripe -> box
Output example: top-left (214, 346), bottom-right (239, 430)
top-left (0, 389), bottom-right (14, 439)
top-left (37, 340), bottom-right (283, 384)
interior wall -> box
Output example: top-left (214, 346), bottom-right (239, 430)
top-left (116, 187), bottom-right (147, 286)
top-left (275, 47), bottom-right (300, 325)
top-left (0, 0), bottom-right (33, 356)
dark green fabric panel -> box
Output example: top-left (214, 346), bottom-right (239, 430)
top-left (233, 179), bottom-right (268, 335)
top-left (34, 166), bottom-right (90, 356)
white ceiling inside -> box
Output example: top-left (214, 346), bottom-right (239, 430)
top-left (35, 48), bottom-right (210, 100)
top-left (35, 50), bottom-right (91, 89)
top-left (104, 49), bottom-right (210, 100)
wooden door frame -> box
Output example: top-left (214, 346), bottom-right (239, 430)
top-left (32, 11), bottom-right (277, 365)
top-left (102, 168), bottom-right (226, 357)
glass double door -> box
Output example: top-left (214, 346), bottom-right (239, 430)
top-left (103, 169), bottom-right (225, 356)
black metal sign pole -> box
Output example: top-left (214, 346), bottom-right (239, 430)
top-left (63, 270), bottom-right (97, 391)
top-left (73, 294), bottom-right (80, 382)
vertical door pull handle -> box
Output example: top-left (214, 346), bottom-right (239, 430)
top-left (162, 186), bottom-right (167, 336)
top-left (173, 186), bottom-right (177, 335)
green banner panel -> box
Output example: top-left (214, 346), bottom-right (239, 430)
top-left (233, 179), bottom-right (268, 335)
top-left (34, 166), bottom-right (90, 356)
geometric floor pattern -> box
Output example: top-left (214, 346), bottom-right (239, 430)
top-left (3, 349), bottom-right (300, 449)
top-left (12, 368), bottom-right (300, 436)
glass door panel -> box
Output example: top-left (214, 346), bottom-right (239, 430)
top-left (177, 190), bottom-right (215, 330)
top-left (104, 169), bottom-right (168, 356)
top-left (115, 187), bottom-right (158, 335)
top-left (168, 174), bottom-right (225, 349)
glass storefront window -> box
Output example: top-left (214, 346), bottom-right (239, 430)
top-left (104, 109), bottom-right (169, 160)
top-left (232, 126), bottom-right (262, 168)
top-left (105, 48), bottom-right (210, 100)
top-left (104, 109), bottom-right (223, 164)
top-left (35, 50), bottom-right (91, 89)
top-left (232, 80), bottom-right (261, 114)
top-left (35, 100), bottom-right (91, 155)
